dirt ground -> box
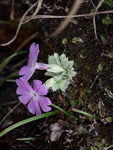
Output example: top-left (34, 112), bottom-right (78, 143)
top-left (0, 0), bottom-right (113, 149)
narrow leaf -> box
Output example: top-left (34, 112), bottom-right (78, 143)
top-left (72, 108), bottom-right (99, 120)
top-left (0, 111), bottom-right (56, 137)
top-left (0, 50), bottom-right (28, 69)
top-left (16, 137), bottom-right (38, 141)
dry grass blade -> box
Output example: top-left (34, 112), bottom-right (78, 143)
top-left (93, 0), bottom-right (105, 40)
top-left (23, 10), bottom-right (113, 20)
top-left (0, 101), bottom-right (18, 106)
top-left (23, 0), bottom-right (43, 24)
top-left (22, 0), bottom-right (43, 24)
top-left (0, 1), bottom-right (39, 46)
top-left (103, 145), bottom-right (113, 150)
top-left (96, 0), bottom-right (105, 11)
top-left (33, 0), bottom-right (43, 16)
top-left (48, 0), bottom-right (83, 37)
top-left (10, 0), bottom-right (14, 20)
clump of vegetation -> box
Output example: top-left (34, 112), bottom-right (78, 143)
top-left (102, 15), bottom-right (113, 25)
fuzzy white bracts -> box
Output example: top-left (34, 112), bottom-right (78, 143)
top-left (45, 53), bottom-right (76, 91)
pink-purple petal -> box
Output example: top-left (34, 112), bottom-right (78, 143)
top-left (28, 57), bottom-right (36, 67)
top-left (33, 80), bottom-right (42, 92)
top-left (29, 43), bottom-right (35, 59)
top-left (20, 69), bottom-right (34, 81)
top-left (28, 99), bottom-right (35, 114)
top-left (16, 87), bottom-right (30, 95)
top-left (35, 62), bottom-right (48, 70)
top-left (27, 57), bottom-right (33, 66)
top-left (16, 78), bottom-right (32, 91)
top-left (38, 85), bottom-right (48, 96)
top-left (29, 43), bottom-right (39, 61)
top-left (35, 44), bottom-right (40, 60)
top-left (39, 96), bottom-right (52, 112)
top-left (19, 95), bottom-right (31, 104)
top-left (19, 66), bottom-right (29, 75)
top-left (39, 96), bottom-right (52, 105)
top-left (34, 100), bottom-right (41, 115)
top-left (39, 101), bottom-right (51, 112)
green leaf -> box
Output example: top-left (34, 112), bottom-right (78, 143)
top-left (51, 103), bottom-right (71, 118)
top-left (74, 62), bottom-right (79, 68)
top-left (104, 0), bottom-right (113, 7)
top-left (70, 100), bottom-right (76, 106)
top-left (88, 103), bottom-right (94, 112)
top-left (105, 117), bottom-right (112, 122)
top-left (6, 79), bottom-right (16, 82)
top-left (67, 94), bottom-right (72, 99)
top-left (16, 137), bottom-right (38, 141)
top-left (0, 73), bottom-right (19, 87)
top-left (98, 63), bottom-right (103, 72)
top-left (105, 86), bottom-right (111, 94)
top-left (100, 34), bottom-right (107, 42)
top-left (72, 108), bottom-right (99, 120)
top-left (99, 108), bottom-right (106, 118)
top-left (0, 111), bottom-right (56, 137)
top-left (99, 78), bottom-right (103, 84)
top-left (91, 146), bottom-right (98, 150)
top-left (0, 20), bottom-right (31, 27)
top-left (94, 141), bottom-right (103, 149)
top-left (0, 50), bottom-right (28, 69)
top-left (90, 9), bottom-right (95, 13)
top-left (80, 53), bottom-right (87, 59)
top-left (72, 37), bottom-right (78, 44)
top-left (102, 15), bottom-right (113, 25)
top-left (62, 38), bottom-right (68, 45)
top-left (109, 51), bottom-right (113, 58)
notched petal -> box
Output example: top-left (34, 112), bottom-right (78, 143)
top-left (28, 99), bottom-right (35, 114)
top-left (38, 84), bottom-right (48, 96)
top-left (19, 95), bottom-right (31, 104)
top-left (19, 66), bottom-right (29, 75)
top-left (33, 80), bottom-right (42, 92)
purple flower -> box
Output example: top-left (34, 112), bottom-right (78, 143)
top-left (19, 43), bottom-right (48, 81)
top-left (16, 78), bottom-right (52, 115)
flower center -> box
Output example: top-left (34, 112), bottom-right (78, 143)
top-left (30, 90), bottom-right (39, 101)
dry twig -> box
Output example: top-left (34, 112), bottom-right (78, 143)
top-left (23, 10), bottom-right (113, 20)
top-left (103, 145), bottom-right (113, 150)
top-left (0, 102), bottom-right (21, 126)
top-left (48, 0), bottom-right (83, 37)
top-left (0, 1), bottom-right (39, 46)
top-left (93, 0), bottom-right (104, 40)
top-left (10, 0), bottom-right (14, 20)
top-left (23, 0), bottom-right (43, 24)
top-left (0, 101), bottom-right (18, 106)
top-left (33, 0), bottom-right (43, 16)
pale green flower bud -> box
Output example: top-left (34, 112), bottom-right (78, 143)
top-left (47, 64), bottom-right (64, 73)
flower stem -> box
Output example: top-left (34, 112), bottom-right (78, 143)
top-left (51, 103), bottom-right (71, 118)
top-left (72, 108), bottom-right (99, 120)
